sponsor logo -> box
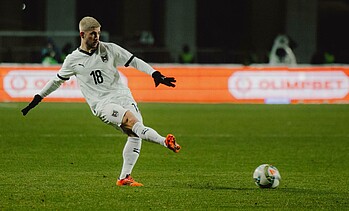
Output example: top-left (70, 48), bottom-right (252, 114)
top-left (3, 70), bottom-right (82, 98)
top-left (3, 70), bottom-right (129, 98)
top-left (228, 71), bottom-right (349, 100)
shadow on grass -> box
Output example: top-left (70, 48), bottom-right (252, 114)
top-left (180, 183), bottom-right (342, 195)
top-left (182, 183), bottom-right (255, 191)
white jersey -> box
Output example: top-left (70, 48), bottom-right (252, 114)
top-left (39, 41), bottom-right (156, 115)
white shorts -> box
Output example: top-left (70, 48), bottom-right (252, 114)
top-left (96, 101), bottom-right (143, 132)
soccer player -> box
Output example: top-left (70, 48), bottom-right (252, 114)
top-left (21, 16), bottom-right (181, 187)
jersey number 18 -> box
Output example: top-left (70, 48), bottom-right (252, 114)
top-left (90, 70), bottom-right (104, 84)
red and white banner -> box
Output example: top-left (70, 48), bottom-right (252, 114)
top-left (4, 70), bottom-right (81, 98)
top-left (229, 70), bottom-right (349, 102)
top-left (1, 65), bottom-right (349, 103)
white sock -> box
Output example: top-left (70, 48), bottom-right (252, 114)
top-left (119, 137), bottom-right (142, 179)
top-left (132, 122), bottom-right (166, 147)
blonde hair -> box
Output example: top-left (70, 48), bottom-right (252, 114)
top-left (79, 16), bottom-right (101, 32)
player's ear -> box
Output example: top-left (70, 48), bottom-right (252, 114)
top-left (80, 32), bottom-right (85, 38)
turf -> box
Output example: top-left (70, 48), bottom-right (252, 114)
top-left (0, 102), bottom-right (348, 210)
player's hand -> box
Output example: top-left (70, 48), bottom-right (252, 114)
top-left (21, 94), bottom-right (43, 116)
top-left (152, 71), bottom-right (176, 87)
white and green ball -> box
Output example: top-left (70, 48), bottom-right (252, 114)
top-left (253, 164), bottom-right (281, 188)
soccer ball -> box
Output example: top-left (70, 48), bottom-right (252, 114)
top-left (253, 164), bottom-right (281, 188)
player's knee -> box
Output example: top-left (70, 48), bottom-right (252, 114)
top-left (122, 110), bottom-right (139, 129)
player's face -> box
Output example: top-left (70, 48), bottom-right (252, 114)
top-left (83, 27), bottom-right (101, 51)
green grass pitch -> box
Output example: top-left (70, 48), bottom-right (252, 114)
top-left (1, 102), bottom-right (348, 210)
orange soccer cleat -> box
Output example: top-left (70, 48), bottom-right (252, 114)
top-left (117, 175), bottom-right (143, 187)
top-left (165, 134), bottom-right (181, 153)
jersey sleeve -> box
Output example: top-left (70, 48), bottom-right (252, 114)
top-left (57, 56), bottom-right (75, 80)
top-left (129, 57), bottom-right (156, 75)
top-left (38, 75), bottom-right (64, 98)
top-left (39, 56), bottom-right (75, 97)
top-left (111, 43), bottom-right (155, 75)
top-left (111, 43), bottom-right (134, 67)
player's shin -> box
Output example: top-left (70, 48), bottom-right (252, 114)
top-left (132, 122), bottom-right (166, 146)
top-left (119, 137), bottom-right (142, 179)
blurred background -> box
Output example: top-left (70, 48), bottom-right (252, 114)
top-left (0, 0), bottom-right (349, 65)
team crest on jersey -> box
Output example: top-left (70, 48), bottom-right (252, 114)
top-left (112, 110), bottom-right (118, 117)
top-left (101, 55), bottom-right (108, 63)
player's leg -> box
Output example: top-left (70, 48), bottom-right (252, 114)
top-left (118, 103), bottom-right (166, 147)
top-left (120, 102), bottom-right (166, 146)
top-left (98, 103), bottom-right (181, 151)
top-left (98, 103), bottom-right (143, 186)
top-left (128, 117), bottom-right (166, 146)
top-left (98, 102), bottom-right (180, 186)
top-left (117, 136), bottom-right (143, 186)
top-left (118, 103), bottom-right (142, 183)
top-left (122, 110), bottom-right (180, 152)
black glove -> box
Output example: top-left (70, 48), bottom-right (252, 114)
top-left (152, 71), bottom-right (176, 87)
top-left (21, 94), bottom-right (43, 116)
